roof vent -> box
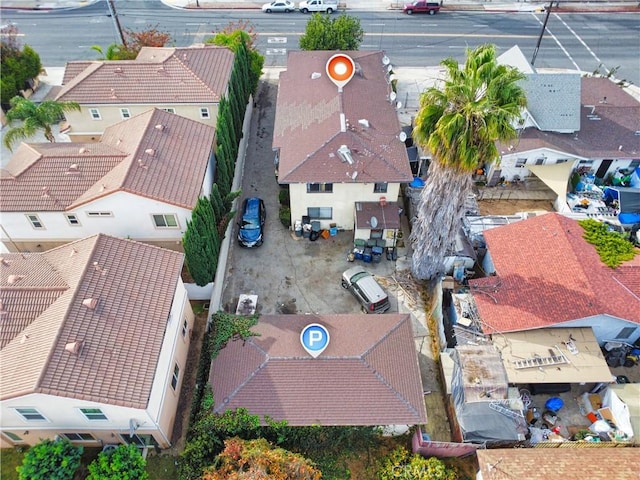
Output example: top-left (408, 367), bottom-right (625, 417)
top-left (7, 275), bottom-right (24, 284)
top-left (41, 186), bottom-right (50, 198)
top-left (0, 257), bottom-right (10, 267)
top-left (155, 124), bottom-right (165, 131)
top-left (144, 148), bottom-right (155, 156)
top-left (69, 248), bottom-right (77, 257)
top-left (78, 147), bottom-right (88, 154)
top-left (65, 340), bottom-right (84, 355)
top-left (110, 88), bottom-right (117, 99)
top-left (337, 145), bottom-right (354, 165)
top-left (82, 298), bottom-right (98, 310)
top-left (99, 184), bottom-right (106, 192)
top-left (66, 164), bottom-right (80, 175)
top-left (21, 334), bottom-right (29, 344)
top-left (311, 72), bottom-right (321, 80)
top-left (157, 66), bottom-right (166, 74)
top-left (358, 119), bottom-right (370, 128)
top-left (137, 159), bottom-right (148, 169)
top-left (114, 66), bottom-right (123, 74)
top-left (92, 261), bottom-right (107, 275)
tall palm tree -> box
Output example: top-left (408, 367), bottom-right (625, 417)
top-left (409, 44), bottom-right (527, 281)
top-left (3, 96), bottom-right (81, 151)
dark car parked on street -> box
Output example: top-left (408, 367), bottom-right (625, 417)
top-left (238, 197), bottom-right (266, 247)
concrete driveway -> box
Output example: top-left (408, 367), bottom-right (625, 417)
top-left (220, 69), bottom-right (401, 316)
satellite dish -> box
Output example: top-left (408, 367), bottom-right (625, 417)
top-left (382, 55), bottom-right (390, 66)
top-left (387, 64), bottom-right (393, 73)
top-left (396, 101), bottom-right (403, 110)
top-left (399, 131), bottom-right (407, 142)
top-left (389, 91), bottom-right (397, 102)
top-left (370, 216), bottom-right (378, 228)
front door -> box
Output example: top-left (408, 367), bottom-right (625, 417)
top-left (595, 159), bottom-right (613, 179)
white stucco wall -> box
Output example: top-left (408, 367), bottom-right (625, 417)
top-left (65, 103), bottom-right (219, 141)
top-left (559, 314), bottom-right (640, 345)
top-left (488, 148), bottom-right (581, 183)
top-left (1, 192), bottom-right (193, 249)
top-left (289, 182), bottom-right (401, 230)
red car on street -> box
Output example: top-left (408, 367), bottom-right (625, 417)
top-left (403, 1), bottom-right (441, 14)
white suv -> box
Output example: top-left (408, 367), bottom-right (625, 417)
top-left (341, 267), bottom-right (390, 314)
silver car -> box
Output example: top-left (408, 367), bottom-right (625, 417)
top-left (262, 0), bottom-right (296, 12)
top-left (341, 266), bottom-right (390, 314)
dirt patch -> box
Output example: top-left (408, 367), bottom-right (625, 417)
top-left (168, 302), bottom-right (209, 455)
top-left (478, 199), bottom-right (554, 216)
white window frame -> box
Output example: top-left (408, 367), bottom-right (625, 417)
top-left (2, 431), bottom-right (24, 443)
top-left (86, 211), bottom-right (113, 217)
top-left (89, 108), bottom-right (101, 120)
top-left (14, 407), bottom-right (48, 422)
top-left (199, 107), bottom-right (210, 119)
top-left (61, 432), bottom-right (96, 442)
top-left (308, 207), bottom-right (332, 219)
top-left (171, 363), bottom-right (180, 391)
top-left (120, 108), bottom-right (131, 119)
top-left (515, 158), bottom-right (527, 168)
top-left (26, 214), bottom-right (44, 229)
top-left (65, 213), bottom-right (81, 226)
top-left (162, 107), bottom-right (176, 114)
top-left (79, 407), bottom-right (108, 421)
top-left (152, 213), bottom-right (179, 229)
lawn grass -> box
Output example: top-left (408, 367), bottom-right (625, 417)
top-left (1, 448), bottom-right (25, 480)
top-left (146, 452), bottom-right (178, 480)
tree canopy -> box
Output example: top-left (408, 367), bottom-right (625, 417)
top-left (409, 44), bottom-right (527, 280)
top-left (90, 25), bottom-right (172, 61)
top-left (86, 444), bottom-right (148, 480)
top-left (3, 96), bottom-right (80, 150)
top-left (1, 24), bottom-right (42, 108)
top-left (378, 446), bottom-right (458, 480)
top-left (299, 13), bottom-right (364, 50)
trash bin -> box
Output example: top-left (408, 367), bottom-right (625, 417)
top-left (311, 221), bottom-right (321, 232)
top-left (294, 220), bottom-right (303, 237)
top-left (372, 246), bottom-right (383, 263)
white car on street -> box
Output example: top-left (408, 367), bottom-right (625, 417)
top-left (262, 0), bottom-right (296, 12)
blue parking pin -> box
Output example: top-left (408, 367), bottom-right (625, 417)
top-left (300, 323), bottom-right (330, 358)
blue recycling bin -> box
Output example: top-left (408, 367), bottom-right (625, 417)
top-left (545, 397), bottom-right (564, 412)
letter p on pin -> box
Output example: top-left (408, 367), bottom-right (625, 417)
top-left (300, 323), bottom-right (330, 358)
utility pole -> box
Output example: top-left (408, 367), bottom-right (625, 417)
top-left (106, 0), bottom-right (126, 46)
top-left (531, 1), bottom-right (557, 67)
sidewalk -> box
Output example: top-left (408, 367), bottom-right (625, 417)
top-left (0, 0), bottom-right (638, 12)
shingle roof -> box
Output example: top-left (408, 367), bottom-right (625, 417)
top-left (498, 77), bottom-right (640, 158)
top-left (274, 51), bottom-right (413, 184)
top-left (0, 235), bottom-right (184, 408)
top-left (210, 314), bottom-right (427, 426)
top-left (468, 213), bottom-right (640, 332)
top-left (57, 46), bottom-right (234, 104)
top-left (0, 109), bottom-right (215, 212)
top-left (476, 448), bottom-right (639, 480)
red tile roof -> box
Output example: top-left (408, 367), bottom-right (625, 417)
top-left (0, 109), bottom-right (215, 212)
top-left (57, 46), bottom-right (234, 104)
top-left (274, 51), bottom-right (413, 184)
top-left (497, 77), bottom-right (640, 158)
top-left (210, 314), bottom-right (427, 426)
top-left (476, 448), bottom-right (639, 480)
top-left (0, 235), bottom-right (184, 408)
top-left (468, 213), bottom-right (640, 332)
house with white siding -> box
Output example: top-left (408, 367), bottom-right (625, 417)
top-left (55, 46), bottom-right (234, 142)
top-left (0, 108), bottom-right (215, 253)
top-left (0, 234), bottom-right (193, 449)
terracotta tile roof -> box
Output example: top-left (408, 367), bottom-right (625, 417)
top-left (468, 213), bottom-right (640, 333)
top-left (210, 314), bottom-right (427, 426)
top-left (355, 201), bottom-right (400, 230)
top-left (57, 46), bottom-right (234, 104)
top-left (274, 51), bottom-right (413, 184)
top-left (0, 109), bottom-right (214, 212)
top-left (476, 448), bottom-right (639, 480)
top-left (0, 234), bottom-right (184, 408)
top-left (498, 77), bottom-right (640, 158)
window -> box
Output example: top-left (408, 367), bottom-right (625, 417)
top-left (515, 158), bottom-right (527, 167)
top-left (182, 319), bottom-right (189, 338)
top-left (86, 211), bottom-right (112, 217)
top-left (120, 108), bottom-right (131, 119)
top-left (306, 183), bottom-right (333, 193)
top-left (65, 214), bottom-right (81, 226)
top-left (374, 183), bottom-right (388, 193)
top-left (3, 432), bottom-right (23, 442)
top-left (556, 159), bottom-right (569, 164)
top-left (308, 207), bottom-right (332, 219)
top-left (200, 107), bottom-right (210, 119)
top-left (80, 408), bottom-right (107, 421)
top-left (62, 433), bottom-right (95, 442)
top-left (616, 327), bottom-right (636, 339)
top-left (153, 214), bottom-right (178, 228)
top-left (15, 408), bottom-right (46, 421)
top-left (89, 108), bottom-right (101, 120)
top-left (535, 158), bottom-right (545, 165)
top-left (162, 108), bottom-right (176, 114)
top-left (171, 363), bottom-right (180, 390)
top-left (26, 214), bottom-right (44, 229)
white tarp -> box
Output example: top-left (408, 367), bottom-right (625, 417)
top-left (601, 386), bottom-right (634, 439)
top-left (527, 161), bottom-right (577, 203)
top-left (609, 384), bottom-right (640, 441)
